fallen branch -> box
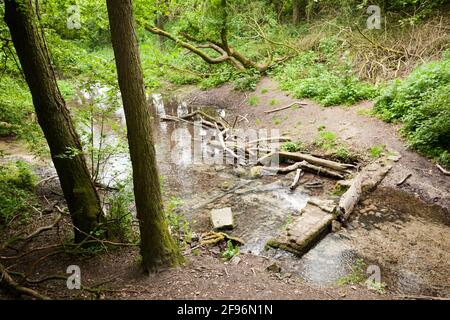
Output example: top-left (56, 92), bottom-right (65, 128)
top-left (264, 101), bottom-right (306, 114)
top-left (215, 124), bottom-right (243, 164)
top-left (190, 180), bottom-right (253, 210)
top-left (247, 137), bottom-right (292, 145)
top-left (258, 151), bottom-right (355, 172)
top-left (36, 175), bottom-right (58, 186)
top-left (263, 161), bottom-right (344, 179)
top-left (436, 164), bottom-right (450, 176)
top-left (396, 173), bottom-right (412, 186)
top-left (1, 214), bottom-right (62, 250)
top-left (336, 173), bottom-right (363, 221)
top-left (181, 110), bottom-right (228, 130)
top-left (289, 169), bottom-right (303, 190)
top-left (0, 262), bottom-right (50, 300)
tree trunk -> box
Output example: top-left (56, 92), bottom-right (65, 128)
top-left (106, 0), bottom-right (182, 272)
top-left (155, 15), bottom-right (167, 47)
top-left (293, 0), bottom-right (301, 25)
top-left (4, 0), bottom-right (102, 243)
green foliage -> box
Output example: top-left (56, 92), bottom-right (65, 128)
top-left (0, 76), bottom-right (47, 154)
top-left (366, 278), bottom-right (388, 294)
top-left (337, 258), bottom-right (367, 285)
top-left (275, 39), bottom-right (377, 107)
top-left (333, 146), bottom-right (356, 163)
top-left (281, 141), bottom-right (302, 152)
top-left (331, 183), bottom-right (349, 196)
top-left (220, 240), bottom-right (240, 261)
top-left (272, 117), bottom-right (282, 125)
top-left (337, 259), bottom-right (387, 293)
top-left (374, 57), bottom-right (450, 167)
top-left (269, 98), bottom-right (279, 106)
top-left (0, 161), bottom-right (37, 226)
top-left (233, 71), bottom-right (260, 91)
top-left (248, 96), bottom-right (259, 106)
top-left (105, 184), bottom-right (136, 244)
top-left (166, 197), bottom-right (192, 245)
top-left (369, 145), bottom-right (386, 158)
top-left (314, 130), bottom-right (337, 151)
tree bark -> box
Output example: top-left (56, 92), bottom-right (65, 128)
top-left (106, 0), bottom-right (182, 272)
top-left (3, 0), bottom-right (102, 243)
top-left (293, 0), bottom-right (301, 25)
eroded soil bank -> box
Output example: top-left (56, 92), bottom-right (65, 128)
top-left (0, 77), bottom-right (448, 299)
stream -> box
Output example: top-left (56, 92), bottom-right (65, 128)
top-left (2, 86), bottom-right (447, 297)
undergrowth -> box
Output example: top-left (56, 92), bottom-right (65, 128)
top-left (374, 54), bottom-right (450, 167)
top-left (0, 160), bottom-right (37, 227)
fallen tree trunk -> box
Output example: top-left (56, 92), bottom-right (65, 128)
top-left (335, 158), bottom-right (394, 221)
top-left (258, 152), bottom-right (355, 172)
top-left (263, 161), bottom-right (344, 179)
top-left (337, 173), bottom-right (363, 221)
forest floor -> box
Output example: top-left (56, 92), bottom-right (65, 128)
top-left (0, 77), bottom-right (449, 300)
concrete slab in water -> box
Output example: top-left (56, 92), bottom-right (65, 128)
top-left (211, 207), bottom-right (234, 230)
top-left (266, 205), bottom-right (334, 256)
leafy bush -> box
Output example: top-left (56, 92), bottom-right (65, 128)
top-left (275, 40), bottom-right (377, 106)
top-left (166, 197), bottom-right (192, 245)
top-left (374, 56), bottom-right (450, 166)
top-left (106, 186), bottom-right (136, 243)
top-left (220, 240), bottom-right (240, 261)
top-left (0, 161), bottom-right (37, 226)
top-left (281, 141), bottom-right (302, 152)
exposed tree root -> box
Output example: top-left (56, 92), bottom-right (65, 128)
top-left (0, 262), bottom-right (50, 300)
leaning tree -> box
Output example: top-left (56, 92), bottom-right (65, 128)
top-left (106, 0), bottom-right (183, 272)
top-left (4, 0), bottom-right (103, 242)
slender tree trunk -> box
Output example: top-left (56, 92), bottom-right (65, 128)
top-left (293, 0), bottom-right (301, 25)
top-left (106, 0), bottom-right (182, 272)
top-left (155, 15), bottom-right (167, 47)
top-left (4, 0), bottom-right (103, 242)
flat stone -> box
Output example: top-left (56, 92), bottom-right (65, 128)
top-left (266, 205), bottom-right (334, 256)
top-left (210, 207), bottom-right (234, 230)
top-left (230, 256), bottom-right (241, 265)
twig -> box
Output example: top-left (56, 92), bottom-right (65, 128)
top-left (436, 164), bottom-right (450, 176)
top-left (264, 101), bottom-right (306, 114)
top-left (1, 214), bottom-right (62, 250)
top-left (396, 173), bottom-right (412, 186)
top-left (396, 294), bottom-right (449, 301)
top-left (36, 175), bottom-right (58, 186)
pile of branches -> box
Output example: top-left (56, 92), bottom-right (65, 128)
top-left (161, 110), bottom-right (356, 181)
top-left (344, 17), bottom-right (449, 82)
